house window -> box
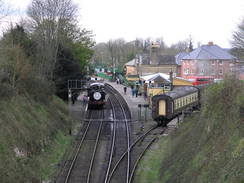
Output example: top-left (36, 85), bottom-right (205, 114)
top-left (184, 68), bottom-right (189, 75)
top-left (211, 70), bottom-right (215, 75)
top-left (219, 60), bottom-right (223, 65)
top-left (200, 69), bottom-right (204, 75)
top-left (219, 69), bottom-right (223, 75)
top-left (211, 60), bottom-right (215, 65)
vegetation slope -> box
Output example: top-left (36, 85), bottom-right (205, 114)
top-left (0, 91), bottom-right (75, 183)
top-left (135, 78), bottom-right (244, 183)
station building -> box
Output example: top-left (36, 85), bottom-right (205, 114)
top-left (124, 43), bottom-right (180, 79)
top-left (180, 42), bottom-right (241, 80)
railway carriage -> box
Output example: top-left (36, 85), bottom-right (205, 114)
top-left (87, 82), bottom-right (106, 109)
top-left (152, 86), bottom-right (200, 126)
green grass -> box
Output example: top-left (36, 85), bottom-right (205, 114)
top-left (135, 78), bottom-right (244, 183)
top-left (38, 131), bottom-right (73, 180)
top-left (0, 95), bottom-right (77, 182)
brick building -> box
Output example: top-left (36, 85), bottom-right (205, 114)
top-left (124, 43), bottom-right (180, 77)
top-left (180, 42), bottom-right (238, 79)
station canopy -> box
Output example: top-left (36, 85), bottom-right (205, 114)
top-left (140, 73), bottom-right (170, 83)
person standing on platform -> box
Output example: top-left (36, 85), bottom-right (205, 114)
top-left (131, 85), bottom-right (134, 97)
top-left (135, 88), bottom-right (138, 97)
top-left (123, 86), bottom-right (127, 94)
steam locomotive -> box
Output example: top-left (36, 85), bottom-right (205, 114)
top-left (87, 83), bottom-right (106, 109)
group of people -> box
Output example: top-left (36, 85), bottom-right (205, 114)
top-left (122, 85), bottom-right (139, 97)
top-left (71, 92), bottom-right (88, 105)
top-left (131, 85), bottom-right (139, 97)
top-left (117, 77), bottom-right (147, 100)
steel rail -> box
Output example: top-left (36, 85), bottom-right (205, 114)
top-left (104, 98), bottom-right (117, 183)
top-left (106, 126), bottom-right (159, 183)
top-left (56, 110), bottom-right (92, 182)
top-left (105, 85), bottom-right (131, 183)
top-left (86, 111), bottom-right (104, 183)
top-left (64, 111), bottom-right (93, 183)
top-left (128, 128), bottom-right (166, 183)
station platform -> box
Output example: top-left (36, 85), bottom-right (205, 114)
top-left (106, 82), bottom-right (152, 122)
top-left (106, 81), bottom-right (179, 127)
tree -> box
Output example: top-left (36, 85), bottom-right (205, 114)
top-left (27, 0), bottom-right (79, 79)
top-left (0, 25), bottom-right (33, 88)
top-left (0, 0), bottom-right (11, 23)
top-left (232, 18), bottom-right (244, 60)
top-left (53, 28), bottom-right (94, 100)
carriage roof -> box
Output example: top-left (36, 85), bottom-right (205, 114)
top-left (153, 86), bottom-right (199, 100)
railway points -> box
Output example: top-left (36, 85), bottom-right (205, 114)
top-left (56, 81), bottom-right (179, 183)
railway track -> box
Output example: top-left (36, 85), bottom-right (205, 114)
top-left (106, 125), bottom-right (167, 183)
top-left (56, 83), bottom-right (175, 183)
top-left (56, 110), bottom-right (105, 183)
top-left (104, 84), bottom-right (173, 183)
top-left (104, 84), bottom-right (131, 183)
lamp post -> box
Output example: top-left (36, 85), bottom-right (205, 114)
top-left (135, 54), bottom-right (142, 77)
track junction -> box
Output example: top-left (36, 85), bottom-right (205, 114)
top-left (56, 83), bottom-right (176, 183)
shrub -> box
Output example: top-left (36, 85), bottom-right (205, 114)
top-left (0, 83), bottom-right (15, 100)
top-left (17, 75), bottom-right (55, 104)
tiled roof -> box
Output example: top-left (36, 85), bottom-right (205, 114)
top-left (182, 44), bottom-right (236, 60)
top-left (140, 73), bottom-right (170, 82)
top-left (125, 59), bottom-right (136, 66)
top-left (126, 54), bottom-right (178, 66)
top-left (158, 55), bottom-right (177, 65)
top-left (139, 54), bottom-right (177, 65)
top-left (175, 52), bottom-right (188, 65)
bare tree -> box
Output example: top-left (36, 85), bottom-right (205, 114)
top-left (0, 0), bottom-right (12, 24)
top-left (232, 18), bottom-right (244, 60)
top-left (27, 0), bottom-right (79, 79)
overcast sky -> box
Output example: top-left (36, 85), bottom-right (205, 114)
top-left (4, 0), bottom-right (244, 48)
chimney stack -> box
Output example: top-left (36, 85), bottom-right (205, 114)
top-left (169, 70), bottom-right (173, 91)
top-left (208, 41), bottom-right (214, 46)
top-left (150, 42), bottom-right (160, 65)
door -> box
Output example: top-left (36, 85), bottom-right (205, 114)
top-left (158, 100), bottom-right (166, 116)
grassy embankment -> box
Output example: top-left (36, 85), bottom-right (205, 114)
top-left (0, 95), bottom-right (77, 182)
top-left (135, 78), bottom-right (244, 183)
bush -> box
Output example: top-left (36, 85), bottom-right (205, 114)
top-left (0, 83), bottom-right (15, 99)
top-left (17, 75), bottom-right (55, 104)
